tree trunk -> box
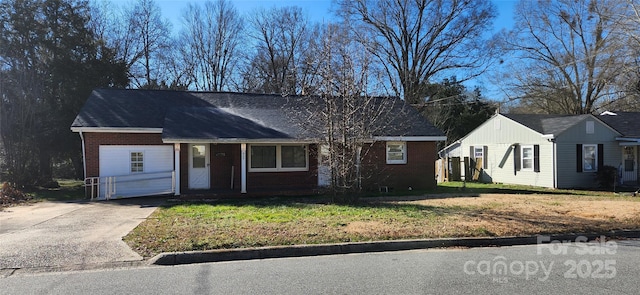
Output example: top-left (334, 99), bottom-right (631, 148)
top-left (38, 148), bottom-right (52, 183)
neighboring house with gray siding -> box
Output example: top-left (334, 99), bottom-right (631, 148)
top-left (598, 112), bottom-right (640, 185)
top-left (440, 113), bottom-right (621, 188)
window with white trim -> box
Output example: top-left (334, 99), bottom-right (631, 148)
top-left (249, 144), bottom-right (308, 172)
top-left (130, 152), bottom-right (144, 173)
top-left (521, 146), bottom-right (534, 170)
top-left (474, 147), bottom-right (483, 159)
top-left (386, 142), bottom-right (407, 164)
top-left (583, 144), bottom-right (597, 172)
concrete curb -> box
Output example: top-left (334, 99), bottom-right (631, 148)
top-left (149, 229), bottom-right (640, 266)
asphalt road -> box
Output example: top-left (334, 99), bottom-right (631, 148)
top-left (0, 198), bottom-right (161, 269)
top-left (2, 238), bottom-right (638, 294)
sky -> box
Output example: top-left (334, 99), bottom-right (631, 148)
top-left (153, 0), bottom-right (518, 33)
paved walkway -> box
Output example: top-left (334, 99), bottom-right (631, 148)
top-left (0, 198), bottom-right (162, 270)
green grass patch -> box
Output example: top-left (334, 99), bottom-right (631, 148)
top-left (27, 179), bottom-right (85, 202)
top-left (125, 198), bottom-right (472, 257)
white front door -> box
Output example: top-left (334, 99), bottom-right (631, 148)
top-left (318, 145), bottom-right (331, 187)
top-left (189, 144), bottom-right (210, 189)
top-left (622, 146), bottom-right (638, 183)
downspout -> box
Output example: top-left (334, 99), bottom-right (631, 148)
top-left (542, 134), bottom-right (557, 189)
top-left (79, 131), bottom-right (87, 179)
top-left (174, 143), bottom-right (181, 196)
top-left (241, 143), bottom-right (247, 194)
top-left (552, 140), bottom-right (557, 189)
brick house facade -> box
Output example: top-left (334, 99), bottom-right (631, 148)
top-left (72, 89), bottom-right (445, 199)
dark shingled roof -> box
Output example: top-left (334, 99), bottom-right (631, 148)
top-left (598, 112), bottom-right (640, 138)
top-left (72, 88), bottom-right (444, 141)
top-left (501, 113), bottom-right (594, 135)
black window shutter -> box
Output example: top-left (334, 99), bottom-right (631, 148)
top-left (598, 144), bottom-right (604, 171)
top-left (513, 144), bottom-right (520, 175)
top-left (483, 146), bottom-right (488, 169)
top-left (469, 146), bottom-right (474, 160)
top-left (576, 144), bottom-right (583, 172)
top-left (534, 145), bottom-right (540, 172)
top-left (469, 146), bottom-right (474, 169)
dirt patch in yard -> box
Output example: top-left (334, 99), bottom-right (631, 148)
top-left (344, 221), bottom-right (390, 234)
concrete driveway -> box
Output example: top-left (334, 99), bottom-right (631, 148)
top-left (0, 197), bottom-right (162, 270)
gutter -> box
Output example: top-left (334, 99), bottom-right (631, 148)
top-left (162, 138), bottom-right (319, 144)
top-left (70, 127), bottom-right (163, 133)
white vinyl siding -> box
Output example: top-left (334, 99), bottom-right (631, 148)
top-left (460, 115), bottom-right (554, 188)
top-left (554, 119), bottom-right (619, 188)
top-left (98, 145), bottom-right (174, 199)
top-left (459, 114), bottom-right (620, 189)
top-left (100, 145), bottom-right (173, 177)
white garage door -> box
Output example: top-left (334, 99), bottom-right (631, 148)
top-left (98, 145), bottom-right (174, 199)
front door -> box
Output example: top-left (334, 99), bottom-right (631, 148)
top-left (189, 144), bottom-right (210, 189)
top-left (318, 145), bottom-right (331, 187)
top-left (622, 146), bottom-right (637, 183)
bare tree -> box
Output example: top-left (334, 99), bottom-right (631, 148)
top-left (337, 0), bottom-right (498, 104)
top-left (127, 0), bottom-right (173, 88)
top-left (500, 0), bottom-right (632, 114)
top-left (93, 0), bottom-right (172, 88)
top-left (292, 23), bottom-right (410, 201)
top-left (603, 0), bottom-right (640, 110)
top-left (180, 0), bottom-right (243, 91)
top-left (242, 6), bottom-right (311, 94)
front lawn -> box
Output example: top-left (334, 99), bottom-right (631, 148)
top-left (125, 191), bottom-right (640, 258)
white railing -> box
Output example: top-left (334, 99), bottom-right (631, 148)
top-left (85, 171), bottom-right (175, 200)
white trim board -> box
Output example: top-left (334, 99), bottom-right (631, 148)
top-left (374, 136), bottom-right (446, 142)
top-left (71, 127), bottom-right (163, 133)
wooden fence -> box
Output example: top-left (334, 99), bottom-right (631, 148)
top-left (436, 157), bottom-right (483, 183)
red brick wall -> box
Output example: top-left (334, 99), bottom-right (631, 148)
top-left (83, 133), bottom-right (168, 177)
top-left (179, 143), bottom-right (318, 193)
top-left (361, 141), bottom-right (437, 191)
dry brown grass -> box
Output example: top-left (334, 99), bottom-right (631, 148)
top-left (409, 194), bottom-right (640, 236)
